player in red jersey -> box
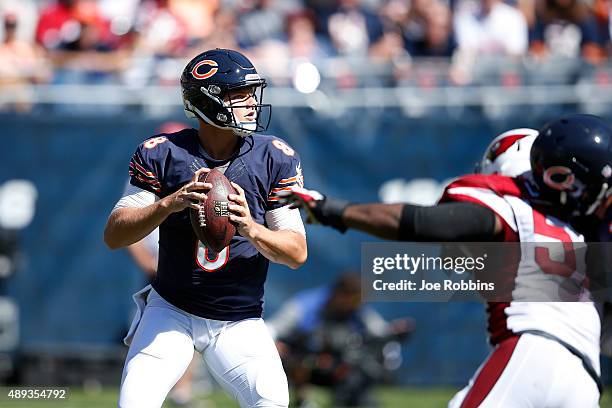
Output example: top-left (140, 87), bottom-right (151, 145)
top-left (280, 115), bottom-right (612, 407)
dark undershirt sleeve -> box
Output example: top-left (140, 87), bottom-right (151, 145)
top-left (398, 202), bottom-right (497, 241)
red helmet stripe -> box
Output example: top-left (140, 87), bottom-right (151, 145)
top-left (490, 134), bottom-right (529, 160)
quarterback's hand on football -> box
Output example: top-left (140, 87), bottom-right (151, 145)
top-left (162, 168), bottom-right (212, 213)
top-left (228, 182), bottom-right (255, 236)
top-left (277, 186), bottom-right (349, 232)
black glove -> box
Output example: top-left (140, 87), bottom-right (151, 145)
top-left (277, 187), bottom-right (349, 232)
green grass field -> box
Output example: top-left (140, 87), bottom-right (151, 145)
top-left (1, 387), bottom-right (611, 408)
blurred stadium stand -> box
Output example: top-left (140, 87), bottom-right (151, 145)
top-left (2, 56), bottom-right (612, 116)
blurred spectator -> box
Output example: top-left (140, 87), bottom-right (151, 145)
top-left (327, 0), bottom-right (384, 56)
top-left (256, 10), bottom-right (333, 60)
top-left (376, 0), bottom-right (455, 59)
top-left (450, 0), bottom-right (528, 85)
top-left (0, 12), bottom-right (49, 80)
top-left (530, 0), bottom-right (606, 64)
top-left (35, 0), bottom-right (111, 51)
top-left (0, 0), bottom-right (38, 43)
top-left (369, 28), bottom-right (407, 61)
top-left (34, 0), bottom-right (133, 81)
top-left (98, 0), bottom-right (141, 39)
top-left (36, 0), bottom-right (76, 48)
top-left (453, 0), bottom-right (529, 56)
top-left (60, 7), bottom-right (110, 52)
top-left (517, 0), bottom-right (538, 27)
top-left (303, 0), bottom-right (338, 22)
top-left (285, 10), bottom-right (334, 59)
top-left (252, 9), bottom-right (333, 86)
top-left (0, 12), bottom-right (50, 111)
top-left (382, 0), bottom-right (425, 52)
top-left (378, 0), bottom-right (411, 30)
top-left (235, 0), bottom-right (301, 49)
top-left (268, 273), bottom-right (414, 407)
top-left (369, 0), bottom-right (408, 61)
top-left (190, 8), bottom-right (240, 55)
top-left (405, 1), bottom-right (456, 57)
top-left (590, 0), bottom-right (611, 54)
top-left (168, 0), bottom-right (219, 45)
top-left (134, 0), bottom-right (187, 57)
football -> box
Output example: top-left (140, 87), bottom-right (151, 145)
top-left (189, 168), bottom-right (237, 252)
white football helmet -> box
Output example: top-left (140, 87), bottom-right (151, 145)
top-left (478, 128), bottom-right (539, 177)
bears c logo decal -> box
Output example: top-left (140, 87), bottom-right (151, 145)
top-left (192, 60), bottom-right (218, 80)
top-left (543, 166), bottom-right (575, 190)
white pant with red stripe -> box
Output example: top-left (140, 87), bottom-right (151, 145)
top-left (118, 288), bottom-right (289, 408)
top-left (448, 333), bottom-right (599, 408)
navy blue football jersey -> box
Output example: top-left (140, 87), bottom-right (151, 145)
top-left (128, 129), bottom-right (303, 320)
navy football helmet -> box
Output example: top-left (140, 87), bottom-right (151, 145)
top-left (530, 114), bottom-right (612, 216)
top-left (180, 49), bottom-right (271, 136)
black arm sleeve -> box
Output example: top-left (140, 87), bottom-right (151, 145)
top-left (398, 202), bottom-right (497, 241)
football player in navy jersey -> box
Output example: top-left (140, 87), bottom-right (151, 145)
top-left (104, 49), bottom-right (307, 408)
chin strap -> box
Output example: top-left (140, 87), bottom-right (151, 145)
top-left (231, 120), bottom-right (256, 137)
top-left (184, 99), bottom-right (255, 137)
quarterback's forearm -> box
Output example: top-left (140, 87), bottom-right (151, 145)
top-left (244, 224), bottom-right (307, 269)
top-left (104, 201), bottom-right (171, 249)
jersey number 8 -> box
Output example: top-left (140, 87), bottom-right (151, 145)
top-left (144, 136), bottom-right (168, 149)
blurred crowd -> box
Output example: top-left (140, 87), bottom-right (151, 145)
top-left (1, 0), bottom-right (612, 93)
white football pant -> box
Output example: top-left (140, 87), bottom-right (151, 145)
top-left (118, 288), bottom-right (289, 408)
top-left (448, 333), bottom-right (599, 408)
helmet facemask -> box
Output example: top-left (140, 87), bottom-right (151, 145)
top-left (183, 79), bottom-right (271, 137)
top-left (223, 82), bottom-right (271, 137)
top-left (577, 180), bottom-right (612, 216)
top-left (538, 164), bottom-right (612, 216)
